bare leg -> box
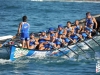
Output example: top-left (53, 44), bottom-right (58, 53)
top-left (39, 43), bottom-right (45, 50)
top-left (22, 40), bottom-right (25, 48)
top-left (53, 43), bottom-right (57, 48)
top-left (26, 40), bottom-right (29, 49)
top-left (28, 45), bottom-right (35, 49)
top-left (56, 45), bottom-right (60, 49)
top-left (39, 46), bottom-right (45, 50)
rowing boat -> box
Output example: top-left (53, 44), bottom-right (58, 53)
top-left (1, 14), bottom-right (100, 61)
top-left (9, 38), bottom-right (92, 60)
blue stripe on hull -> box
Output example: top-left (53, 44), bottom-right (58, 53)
top-left (10, 46), bottom-right (16, 61)
top-left (26, 50), bottom-right (35, 56)
top-left (53, 50), bottom-right (70, 56)
top-left (9, 45), bottom-right (77, 61)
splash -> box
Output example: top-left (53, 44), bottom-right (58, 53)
top-left (0, 59), bottom-right (11, 64)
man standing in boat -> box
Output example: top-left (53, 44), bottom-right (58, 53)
top-left (86, 12), bottom-right (98, 30)
top-left (17, 16), bottom-right (30, 48)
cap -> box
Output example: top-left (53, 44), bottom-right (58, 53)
top-left (50, 34), bottom-right (55, 37)
top-left (30, 32), bottom-right (34, 36)
top-left (48, 27), bottom-right (54, 32)
top-left (41, 30), bottom-right (46, 33)
top-left (58, 24), bottom-right (63, 28)
top-left (49, 27), bottom-right (54, 31)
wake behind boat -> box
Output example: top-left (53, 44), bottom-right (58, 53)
top-left (0, 14), bottom-right (100, 61)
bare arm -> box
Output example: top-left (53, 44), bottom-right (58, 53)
top-left (93, 17), bottom-right (98, 29)
top-left (63, 29), bottom-right (67, 35)
top-left (45, 34), bottom-right (50, 40)
top-left (17, 23), bottom-right (22, 35)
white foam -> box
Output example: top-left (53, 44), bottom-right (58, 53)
top-left (31, 0), bottom-right (43, 1)
top-left (30, 0), bottom-right (100, 3)
top-left (0, 59), bottom-right (11, 64)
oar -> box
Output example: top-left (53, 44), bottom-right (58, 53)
top-left (92, 38), bottom-right (100, 47)
top-left (67, 46), bottom-right (79, 56)
top-left (74, 35), bottom-right (91, 53)
top-left (75, 43), bottom-right (89, 59)
top-left (75, 34), bottom-right (95, 52)
top-left (75, 41), bottom-right (86, 53)
top-left (67, 45), bottom-right (89, 59)
top-left (57, 46), bottom-right (79, 58)
top-left (69, 35), bottom-right (90, 59)
top-left (83, 41), bottom-right (95, 52)
top-left (57, 45), bottom-right (78, 58)
top-left (70, 33), bottom-right (94, 59)
top-left (84, 34), bottom-right (100, 52)
top-left (58, 49), bottom-right (70, 58)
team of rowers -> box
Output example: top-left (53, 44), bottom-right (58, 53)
top-left (16, 12), bottom-right (98, 50)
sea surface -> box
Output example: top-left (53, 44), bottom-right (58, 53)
top-left (0, 0), bottom-right (100, 75)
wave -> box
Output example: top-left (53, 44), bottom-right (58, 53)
top-left (31, 0), bottom-right (43, 1)
top-left (30, 0), bottom-right (100, 3)
top-left (0, 59), bottom-right (11, 64)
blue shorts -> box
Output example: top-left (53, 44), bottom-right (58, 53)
top-left (64, 38), bottom-right (70, 43)
top-left (44, 44), bottom-right (50, 48)
top-left (55, 41), bottom-right (61, 45)
top-left (44, 44), bottom-right (53, 49)
top-left (21, 33), bottom-right (29, 41)
top-left (82, 33), bottom-right (87, 39)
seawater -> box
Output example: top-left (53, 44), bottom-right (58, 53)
top-left (0, 0), bottom-right (100, 75)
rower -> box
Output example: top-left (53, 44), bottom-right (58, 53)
top-left (70, 30), bottom-right (79, 43)
top-left (38, 30), bottom-right (49, 50)
top-left (56, 24), bottom-right (66, 38)
top-left (45, 34), bottom-right (56, 50)
top-left (55, 25), bottom-right (65, 48)
top-left (81, 28), bottom-right (88, 40)
top-left (17, 16), bottom-right (30, 48)
top-left (82, 23), bottom-right (93, 39)
top-left (26, 33), bottom-right (39, 49)
top-left (65, 21), bottom-right (73, 34)
top-left (43, 28), bottom-right (56, 50)
top-left (48, 27), bottom-right (56, 39)
top-left (74, 20), bottom-right (82, 34)
top-left (74, 20), bottom-right (83, 41)
top-left (63, 32), bottom-right (72, 46)
top-left (86, 12), bottom-right (98, 30)
top-left (86, 14), bottom-right (94, 28)
top-left (55, 34), bottom-right (63, 49)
